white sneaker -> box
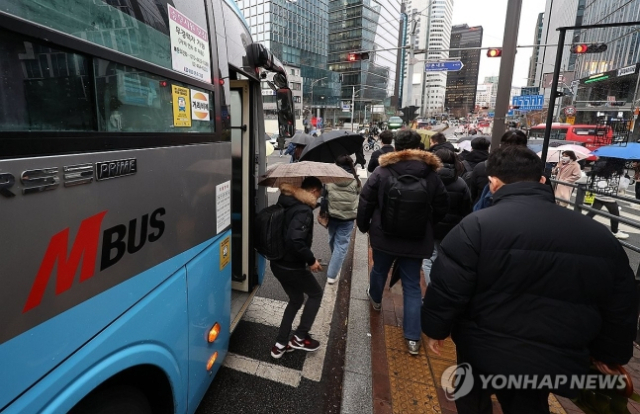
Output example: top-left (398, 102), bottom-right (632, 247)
top-left (613, 231), bottom-right (630, 240)
top-left (327, 277), bottom-right (336, 285)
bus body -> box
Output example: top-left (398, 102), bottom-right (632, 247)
top-left (528, 123), bottom-right (613, 152)
top-left (0, 1), bottom-right (291, 413)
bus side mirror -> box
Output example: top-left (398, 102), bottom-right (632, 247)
top-left (276, 88), bottom-right (295, 138)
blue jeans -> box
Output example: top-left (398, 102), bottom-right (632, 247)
top-left (421, 242), bottom-right (439, 286)
top-left (369, 249), bottom-right (423, 341)
top-left (327, 219), bottom-right (354, 279)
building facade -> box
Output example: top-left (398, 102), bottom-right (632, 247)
top-left (402, 0), bottom-right (453, 117)
top-left (236, 0), bottom-right (340, 126)
top-left (328, 0), bottom-right (402, 122)
top-left (572, 0), bottom-right (640, 132)
top-left (445, 24), bottom-right (483, 118)
top-left (527, 13), bottom-right (544, 87)
top-left (535, 0), bottom-right (583, 104)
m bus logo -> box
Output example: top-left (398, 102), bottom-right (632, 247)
top-left (23, 208), bottom-right (166, 313)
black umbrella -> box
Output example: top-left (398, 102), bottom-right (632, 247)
top-left (290, 132), bottom-right (314, 146)
top-left (299, 130), bottom-right (365, 162)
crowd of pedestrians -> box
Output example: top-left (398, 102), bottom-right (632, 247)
top-left (262, 126), bottom-right (638, 413)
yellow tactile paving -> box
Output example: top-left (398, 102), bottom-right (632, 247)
top-left (384, 325), bottom-right (569, 414)
top-left (385, 325), bottom-right (442, 413)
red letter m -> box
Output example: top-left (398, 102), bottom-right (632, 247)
top-left (23, 211), bottom-right (107, 313)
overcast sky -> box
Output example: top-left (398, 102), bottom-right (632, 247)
top-left (451, 0), bottom-right (547, 87)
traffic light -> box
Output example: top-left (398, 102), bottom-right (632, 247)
top-left (487, 48), bottom-right (502, 58)
top-left (400, 106), bottom-right (419, 123)
top-left (570, 43), bottom-right (608, 54)
top-left (347, 52), bottom-right (370, 61)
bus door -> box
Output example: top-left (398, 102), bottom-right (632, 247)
top-left (229, 80), bottom-right (255, 293)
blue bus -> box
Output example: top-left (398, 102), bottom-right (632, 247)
top-left (0, 1), bottom-right (295, 412)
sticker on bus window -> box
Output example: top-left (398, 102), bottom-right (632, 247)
top-left (191, 89), bottom-right (210, 121)
top-left (168, 5), bottom-right (211, 83)
top-left (220, 237), bottom-right (231, 270)
top-left (172, 85), bottom-right (192, 127)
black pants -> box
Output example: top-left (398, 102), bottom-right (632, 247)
top-left (586, 199), bottom-right (620, 233)
top-left (635, 181), bottom-right (640, 200)
top-left (271, 262), bottom-right (323, 345)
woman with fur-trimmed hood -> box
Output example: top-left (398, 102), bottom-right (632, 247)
top-left (357, 130), bottom-right (449, 355)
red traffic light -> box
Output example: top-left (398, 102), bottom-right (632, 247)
top-left (347, 52), bottom-right (370, 62)
top-left (571, 43), bottom-right (608, 54)
top-left (572, 44), bottom-right (588, 53)
top-left (487, 48), bottom-right (502, 58)
top-left (348, 53), bottom-right (357, 62)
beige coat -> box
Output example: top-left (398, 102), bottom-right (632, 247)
top-left (553, 161), bottom-right (582, 206)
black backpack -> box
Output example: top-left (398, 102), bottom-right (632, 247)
top-left (381, 167), bottom-right (431, 239)
top-left (254, 203), bottom-right (286, 260)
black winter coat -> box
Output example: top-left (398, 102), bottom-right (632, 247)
top-left (357, 149), bottom-right (449, 258)
top-left (422, 182), bottom-right (637, 397)
top-left (428, 141), bottom-right (456, 153)
top-left (460, 149), bottom-right (489, 169)
top-left (273, 184), bottom-right (318, 268)
top-left (368, 145), bottom-right (395, 172)
top-left (434, 164), bottom-right (471, 240)
top-left (467, 160), bottom-right (488, 205)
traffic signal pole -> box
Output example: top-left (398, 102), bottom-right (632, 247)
top-left (491, 0), bottom-right (523, 152)
top-left (404, 12), bottom-right (418, 108)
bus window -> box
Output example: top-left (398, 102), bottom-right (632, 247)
top-left (94, 59), bottom-right (215, 133)
top-left (528, 129), bottom-right (545, 139)
top-left (0, 29), bottom-right (95, 132)
top-left (552, 128), bottom-right (568, 140)
top-left (3, 0), bottom-right (209, 72)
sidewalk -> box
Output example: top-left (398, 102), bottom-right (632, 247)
top-left (341, 231), bottom-right (640, 413)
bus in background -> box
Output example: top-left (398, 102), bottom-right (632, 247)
top-left (0, 1), bottom-right (294, 413)
top-left (528, 123), bottom-right (613, 152)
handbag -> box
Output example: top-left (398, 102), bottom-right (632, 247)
top-left (572, 364), bottom-right (640, 414)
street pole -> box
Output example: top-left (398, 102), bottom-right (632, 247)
top-left (541, 28), bottom-right (566, 165)
top-left (351, 86), bottom-right (355, 132)
top-left (491, 0), bottom-right (523, 152)
top-left (404, 11), bottom-right (417, 108)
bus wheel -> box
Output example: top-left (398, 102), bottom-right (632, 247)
top-left (69, 385), bottom-right (152, 414)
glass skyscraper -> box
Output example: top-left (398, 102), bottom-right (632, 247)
top-left (236, 0), bottom-right (341, 122)
top-left (328, 0), bottom-right (402, 121)
top-left (445, 24), bottom-right (483, 118)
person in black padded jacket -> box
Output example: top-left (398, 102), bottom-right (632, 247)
top-left (421, 148), bottom-right (472, 285)
top-left (422, 146), bottom-right (637, 413)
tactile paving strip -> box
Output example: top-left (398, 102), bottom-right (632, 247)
top-left (385, 325), bottom-right (442, 413)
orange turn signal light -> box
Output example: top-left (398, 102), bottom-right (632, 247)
top-left (208, 322), bottom-right (221, 343)
top-left (206, 351), bottom-right (219, 371)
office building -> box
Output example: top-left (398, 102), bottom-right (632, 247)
top-left (445, 24), bottom-right (483, 118)
top-left (402, 0), bottom-right (453, 117)
top-left (572, 0), bottom-right (640, 129)
top-left (328, 0), bottom-right (402, 122)
top-left (236, 0), bottom-right (340, 126)
top-left (527, 13), bottom-right (544, 87)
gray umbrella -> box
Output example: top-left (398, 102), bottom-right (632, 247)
top-left (290, 132), bottom-right (314, 146)
top-left (258, 161), bottom-right (355, 187)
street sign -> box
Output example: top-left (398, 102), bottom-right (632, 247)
top-left (511, 95), bottom-right (544, 111)
top-left (566, 116), bottom-right (576, 125)
top-left (425, 61), bottom-right (464, 72)
top-left (341, 102), bottom-right (351, 112)
top-left (564, 106), bottom-right (576, 116)
top-left (521, 87), bottom-right (540, 96)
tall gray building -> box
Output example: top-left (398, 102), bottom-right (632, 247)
top-left (328, 0), bottom-right (401, 122)
top-left (445, 24), bottom-right (483, 118)
top-left (572, 0), bottom-right (640, 129)
top-left (527, 13), bottom-right (544, 87)
top-left (236, 0), bottom-right (341, 125)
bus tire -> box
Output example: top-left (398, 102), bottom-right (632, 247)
top-left (69, 385), bottom-right (152, 414)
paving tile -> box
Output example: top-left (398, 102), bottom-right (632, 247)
top-left (383, 310), bottom-right (398, 327)
top-left (372, 398), bottom-right (393, 414)
top-left (435, 388), bottom-right (458, 412)
top-left (388, 376), bottom-right (441, 414)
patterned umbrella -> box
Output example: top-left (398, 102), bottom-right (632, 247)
top-left (258, 161), bottom-right (355, 187)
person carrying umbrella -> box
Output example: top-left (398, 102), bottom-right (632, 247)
top-left (552, 150), bottom-right (582, 207)
top-left (585, 159), bottom-right (630, 240)
top-left (322, 155), bottom-right (361, 285)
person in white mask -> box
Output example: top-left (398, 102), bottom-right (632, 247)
top-left (552, 150), bottom-right (582, 207)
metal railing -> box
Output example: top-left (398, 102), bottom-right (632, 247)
top-left (551, 178), bottom-right (640, 342)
